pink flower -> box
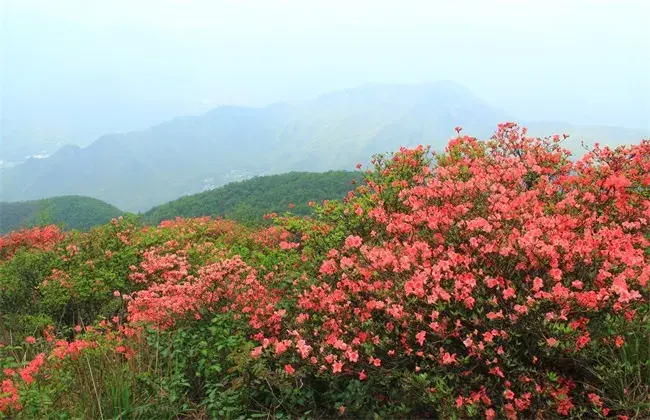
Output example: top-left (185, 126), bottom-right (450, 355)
top-left (502, 287), bottom-right (516, 300)
top-left (416, 330), bottom-right (426, 346)
top-left (251, 346), bottom-right (263, 358)
top-left (345, 349), bottom-right (359, 362)
top-left (485, 408), bottom-right (496, 420)
top-left (279, 241), bottom-right (300, 250)
top-left (489, 366), bottom-right (504, 378)
top-left (487, 311), bottom-right (504, 320)
top-left (549, 268), bottom-right (563, 281)
top-left (275, 341), bottom-right (289, 355)
top-left (604, 174), bottom-right (631, 189)
top-left (441, 352), bottom-right (457, 365)
top-left (25, 336), bottom-right (36, 345)
top-left (18, 353), bottom-right (45, 384)
top-left (588, 393), bottom-right (603, 407)
top-left (615, 336), bottom-right (625, 348)
top-left (576, 333), bottom-right (591, 350)
top-left (113, 290), bottom-right (121, 297)
top-left (332, 361), bottom-right (343, 373)
top-left (319, 259), bottom-right (338, 275)
top-left (344, 235), bottom-right (363, 248)
top-left (284, 364), bottom-right (295, 375)
top-left (340, 256), bottom-right (354, 269)
top-left (546, 337), bottom-right (559, 347)
top-left (463, 336), bottom-right (474, 348)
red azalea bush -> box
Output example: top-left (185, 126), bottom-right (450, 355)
top-left (251, 123), bottom-right (650, 418)
top-left (1, 123), bottom-right (649, 418)
top-left (0, 225), bottom-right (64, 260)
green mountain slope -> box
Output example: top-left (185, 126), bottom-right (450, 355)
top-left (142, 171), bottom-right (362, 226)
top-left (0, 196), bottom-right (123, 234)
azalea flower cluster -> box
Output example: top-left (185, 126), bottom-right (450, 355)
top-left (248, 124), bottom-right (650, 417)
top-left (0, 225), bottom-right (64, 260)
top-left (127, 256), bottom-right (282, 333)
top-left (119, 123), bottom-right (649, 417)
top-left (1, 332), bottom-right (99, 413)
top-left (1, 123), bottom-right (648, 418)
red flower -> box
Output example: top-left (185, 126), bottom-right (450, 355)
top-left (415, 330), bottom-right (426, 346)
top-left (614, 336), bottom-right (625, 348)
top-left (344, 235), bottom-right (363, 249)
top-left (332, 361), bottom-right (343, 373)
top-left (284, 364), bottom-right (295, 375)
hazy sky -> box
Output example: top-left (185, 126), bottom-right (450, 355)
top-left (2, 0), bottom-right (650, 139)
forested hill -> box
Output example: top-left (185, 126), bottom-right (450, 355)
top-left (142, 171), bottom-right (362, 226)
top-left (0, 195), bottom-right (123, 234)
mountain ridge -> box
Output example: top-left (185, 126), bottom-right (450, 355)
top-left (2, 82), bottom-right (648, 212)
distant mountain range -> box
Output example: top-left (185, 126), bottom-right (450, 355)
top-left (0, 118), bottom-right (92, 166)
top-left (2, 81), bottom-right (648, 212)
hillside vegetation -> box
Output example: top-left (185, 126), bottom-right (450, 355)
top-left (0, 124), bottom-right (648, 419)
top-left (142, 171), bottom-right (362, 226)
top-left (0, 196), bottom-right (123, 234)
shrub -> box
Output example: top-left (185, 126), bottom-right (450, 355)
top-left (252, 124), bottom-right (650, 418)
top-left (1, 123), bottom-right (649, 418)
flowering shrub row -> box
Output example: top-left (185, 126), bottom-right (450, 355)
top-left (0, 123), bottom-right (648, 418)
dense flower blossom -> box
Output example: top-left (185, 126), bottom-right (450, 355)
top-left (0, 225), bottom-right (63, 260)
top-left (18, 353), bottom-right (45, 384)
top-left (0, 379), bottom-right (20, 412)
top-left (252, 124), bottom-right (650, 417)
top-left (2, 123), bottom-right (649, 417)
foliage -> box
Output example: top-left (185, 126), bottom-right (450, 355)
top-left (0, 123), bottom-right (649, 419)
top-left (0, 196), bottom-right (124, 234)
top-left (142, 171), bottom-right (363, 227)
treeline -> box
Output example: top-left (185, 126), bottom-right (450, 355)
top-left (0, 196), bottom-right (123, 234)
top-left (0, 172), bottom-right (362, 233)
top-left (142, 170), bottom-right (362, 226)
